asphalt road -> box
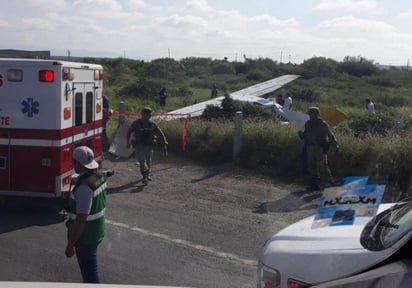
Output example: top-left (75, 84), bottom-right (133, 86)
top-left (0, 155), bottom-right (319, 287)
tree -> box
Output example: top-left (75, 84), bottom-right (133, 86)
top-left (221, 94), bottom-right (241, 118)
top-left (210, 60), bottom-right (236, 75)
top-left (336, 56), bottom-right (379, 77)
top-left (300, 57), bottom-right (337, 78)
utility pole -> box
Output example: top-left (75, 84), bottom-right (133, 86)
top-left (168, 48), bottom-right (171, 58)
top-left (280, 51), bottom-right (283, 63)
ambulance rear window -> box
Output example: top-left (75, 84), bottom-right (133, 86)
top-left (8, 69), bottom-right (23, 82)
top-left (75, 93), bottom-right (83, 127)
top-left (0, 156), bottom-right (6, 169)
top-left (86, 92), bottom-right (93, 124)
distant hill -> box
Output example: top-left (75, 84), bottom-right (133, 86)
top-left (0, 49), bottom-right (50, 58)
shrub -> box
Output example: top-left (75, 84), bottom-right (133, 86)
top-left (300, 57), bottom-right (337, 78)
top-left (246, 69), bottom-right (266, 81)
top-left (367, 76), bottom-right (396, 88)
top-left (241, 103), bottom-right (274, 120)
top-left (336, 56), bottom-right (379, 77)
top-left (292, 88), bottom-right (320, 102)
top-left (202, 105), bottom-right (223, 120)
top-left (210, 61), bottom-right (236, 75)
top-left (348, 111), bottom-right (412, 136)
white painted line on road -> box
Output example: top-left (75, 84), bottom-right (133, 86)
top-left (106, 219), bottom-right (258, 267)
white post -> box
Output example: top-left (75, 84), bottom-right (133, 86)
top-left (233, 111), bottom-right (243, 162)
top-left (118, 101), bottom-right (125, 127)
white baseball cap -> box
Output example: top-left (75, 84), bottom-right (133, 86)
top-left (72, 146), bottom-right (99, 169)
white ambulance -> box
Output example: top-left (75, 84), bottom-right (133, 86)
top-left (0, 58), bottom-right (104, 197)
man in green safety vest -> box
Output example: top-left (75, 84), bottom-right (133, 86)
top-left (65, 146), bottom-right (107, 283)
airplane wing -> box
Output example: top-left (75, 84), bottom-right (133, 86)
top-left (230, 74), bottom-right (300, 99)
top-left (162, 96), bottom-right (225, 119)
top-left (164, 74), bottom-right (300, 119)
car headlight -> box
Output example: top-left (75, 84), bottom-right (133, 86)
top-left (258, 262), bottom-right (280, 288)
top-left (287, 279), bottom-right (309, 288)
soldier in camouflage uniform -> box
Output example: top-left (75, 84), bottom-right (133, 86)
top-left (300, 107), bottom-right (339, 190)
top-left (126, 107), bottom-right (168, 185)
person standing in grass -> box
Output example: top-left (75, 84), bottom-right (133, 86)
top-left (365, 98), bottom-right (375, 115)
top-left (210, 85), bottom-right (218, 99)
top-left (284, 94), bottom-right (293, 111)
top-left (276, 94), bottom-right (285, 107)
top-left (159, 87), bottom-right (168, 107)
top-left (299, 107), bottom-right (339, 190)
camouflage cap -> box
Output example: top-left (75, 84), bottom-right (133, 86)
top-left (141, 107), bottom-right (153, 115)
top-left (307, 106), bottom-right (320, 116)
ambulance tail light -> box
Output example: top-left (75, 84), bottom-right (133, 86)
top-left (94, 69), bottom-right (103, 81)
top-left (62, 175), bottom-right (72, 188)
top-left (39, 70), bottom-right (55, 82)
top-left (62, 68), bottom-right (74, 81)
top-left (95, 135), bottom-right (103, 157)
top-left (64, 107), bottom-right (72, 120)
top-left (96, 102), bottom-right (102, 113)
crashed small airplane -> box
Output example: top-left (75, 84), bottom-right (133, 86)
top-left (163, 74), bottom-right (309, 126)
top-left (110, 74), bottom-right (347, 157)
top-left (164, 74), bottom-right (348, 128)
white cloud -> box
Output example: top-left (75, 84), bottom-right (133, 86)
top-left (126, 0), bottom-right (152, 10)
top-left (72, 0), bottom-right (124, 18)
top-left (0, 19), bottom-right (9, 28)
top-left (311, 15), bottom-right (412, 64)
top-left (186, 0), bottom-right (212, 12)
top-left (317, 16), bottom-right (394, 34)
top-left (399, 11), bottom-right (412, 18)
top-left (26, 0), bottom-right (68, 11)
top-left (315, 0), bottom-right (377, 12)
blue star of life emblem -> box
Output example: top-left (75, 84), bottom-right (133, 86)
top-left (21, 98), bottom-right (40, 117)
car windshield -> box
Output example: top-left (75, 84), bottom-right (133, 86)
top-left (361, 201), bottom-right (412, 251)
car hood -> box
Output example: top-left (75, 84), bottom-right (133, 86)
top-left (260, 203), bottom-right (397, 286)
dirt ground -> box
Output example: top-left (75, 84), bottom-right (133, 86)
top-left (103, 150), bottom-right (313, 200)
top-left (101, 150), bottom-right (319, 230)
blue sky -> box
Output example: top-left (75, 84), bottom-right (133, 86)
top-left (1, 0), bottom-right (412, 65)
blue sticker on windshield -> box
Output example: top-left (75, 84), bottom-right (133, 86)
top-left (312, 176), bottom-right (385, 229)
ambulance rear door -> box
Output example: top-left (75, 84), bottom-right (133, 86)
top-left (0, 60), bottom-right (62, 195)
top-left (72, 81), bottom-right (102, 151)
